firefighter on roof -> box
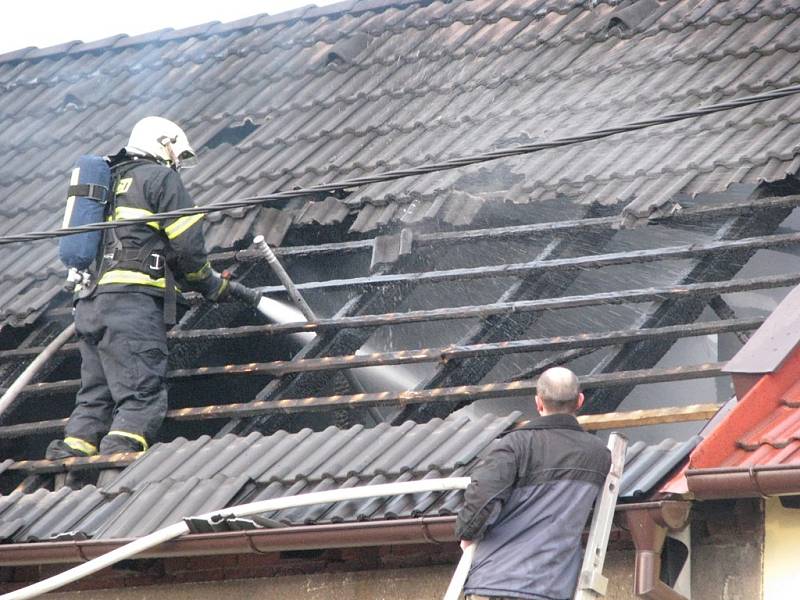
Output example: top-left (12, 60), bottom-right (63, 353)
top-left (46, 116), bottom-right (256, 459)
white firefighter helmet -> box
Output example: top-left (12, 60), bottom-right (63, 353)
top-left (126, 116), bottom-right (196, 169)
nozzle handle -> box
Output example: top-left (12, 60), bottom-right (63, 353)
top-left (227, 280), bottom-right (262, 307)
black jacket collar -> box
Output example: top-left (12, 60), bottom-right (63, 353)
top-left (503, 413), bottom-right (584, 435)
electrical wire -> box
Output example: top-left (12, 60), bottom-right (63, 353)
top-left (1, 83), bottom-right (799, 247)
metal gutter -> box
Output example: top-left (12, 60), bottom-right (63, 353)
top-left (2, 505), bottom-right (691, 600)
top-left (686, 464), bottom-right (800, 499)
top-left (0, 516), bottom-right (459, 567)
top-left (2, 503), bottom-right (668, 568)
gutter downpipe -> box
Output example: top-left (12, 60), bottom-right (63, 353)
top-left (0, 477), bottom-right (470, 600)
top-left (0, 323), bottom-right (75, 418)
top-left (619, 501), bottom-right (691, 600)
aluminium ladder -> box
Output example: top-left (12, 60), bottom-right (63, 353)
top-left (574, 432), bottom-right (628, 599)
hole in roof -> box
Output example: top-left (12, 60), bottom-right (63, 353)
top-left (201, 119), bottom-right (259, 151)
top-left (325, 33), bottom-right (370, 66)
top-left (59, 93), bottom-right (83, 112)
top-left (605, 0), bottom-right (659, 33)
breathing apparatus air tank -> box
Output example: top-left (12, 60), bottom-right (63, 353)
top-left (58, 155), bottom-right (112, 287)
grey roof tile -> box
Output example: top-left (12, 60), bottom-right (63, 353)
top-left (619, 436), bottom-right (702, 499)
top-left (94, 474), bottom-right (249, 539)
top-left (15, 485), bottom-right (106, 542)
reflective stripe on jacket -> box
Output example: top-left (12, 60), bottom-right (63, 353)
top-left (456, 414), bottom-right (611, 600)
top-left (95, 157), bottom-right (210, 296)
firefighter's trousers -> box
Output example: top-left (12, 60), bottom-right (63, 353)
top-left (64, 291), bottom-right (168, 447)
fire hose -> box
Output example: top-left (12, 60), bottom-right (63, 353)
top-left (0, 477), bottom-right (472, 600)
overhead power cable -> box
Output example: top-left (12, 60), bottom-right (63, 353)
top-left (1, 83), bottom-right (799, 247)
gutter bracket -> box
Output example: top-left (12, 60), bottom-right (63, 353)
top-left (419, 517), bottom-right (443, 546)
top-left (624, 501), bottom-right (691, 600)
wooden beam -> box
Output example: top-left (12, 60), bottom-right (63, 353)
top-left (142, 362), bottom-right (730, 420)
top-left (208, 195), bottom-right (800, 262)
top-left (249, 232), bottom-right (800, 295)
top-left (2, 273), bottom-right (795, 368)
top-left (578, 403), bottom-right (723, 430)
top-left (0, 362), bottom-right (725, 439)
top-left (7, 451), bottom-right (141, 474)
top-left (14, 320), bottom-right (756, 398)
top-left (165, 273), bottom-right (800, 340)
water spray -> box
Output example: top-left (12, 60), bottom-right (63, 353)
top-left (247, 236), bottom-right (419, 415)
top-left (249, 236), bottom-right (386, 411)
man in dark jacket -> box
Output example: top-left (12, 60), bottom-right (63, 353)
top-left (46, 117), bottom-right (256, 459)
top-left (456, 367), bottom-right (611, 600)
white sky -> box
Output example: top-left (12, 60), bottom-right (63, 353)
top-left (0, 1), bottom-right (339, 54)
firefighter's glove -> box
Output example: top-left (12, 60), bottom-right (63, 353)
top-left (191, 269), bottom-right (231, 302)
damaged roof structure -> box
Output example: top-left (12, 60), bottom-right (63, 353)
top-left (1, 0), bottom-right (800, 598)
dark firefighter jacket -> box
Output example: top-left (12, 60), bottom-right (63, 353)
top-left (92, 155), bottom-right (212, 297)
top-left (455, 413), bottom-right (611, 600)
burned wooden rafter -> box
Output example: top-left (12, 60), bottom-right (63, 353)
top-left (0, 362), bottom-right (727, 447)
top-left (209, 195), bottom-right (800, 263)
top-left (248, 231), bottom-right (800, 295)
top-left (0, 320), bottom-right (73, 393)
top-left (1, 272), bottom-right (797, 368)
top-left (707, 295), bottom-right (751, 345)
top-left (13, 318), bottom-right (757, 401)
top-left (148, 272), bottom-right (800, 342)
top-left (582, 201), bottom-right (796, 415)
top-left (0, 399), bottom-right (725, 441)
top-left (394, 204), bottom-right (621, 424)
top-left (168, 361), bottom-right (727, 416)
top-left (170, 318), bottom-right (759, 377)
top-left (219, 257), bottom-right (412, 437)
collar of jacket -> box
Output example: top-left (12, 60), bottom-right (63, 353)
top-left (502, 413), bottom-right (584, 435)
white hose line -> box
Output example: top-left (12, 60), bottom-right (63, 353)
top-left (443, 542), bottom-right (477, 600)
top-left (2, 477), bottom-right (471, 600)
top-left (0, 323), bottom-right (76, 418)
top-left (0, 522), bottom-right (189, 600)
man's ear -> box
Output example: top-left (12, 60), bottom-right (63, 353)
top-left (575, 392), bottom-right (585, 412)
top-left (535, 395), bottom-right (544, 414)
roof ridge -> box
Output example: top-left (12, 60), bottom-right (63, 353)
top-left (4, 8), bottom-right (795, 130)
top-left (0, 1), bottom-right (600, 94)
top-left (3, 0), bottom-right (785, 76)
top-left (0, 0), bottom-right (622, 69)
top-left (3, 31), bottom-right (795, 156)
top-left (0, 0), bottom-right (432, 68)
